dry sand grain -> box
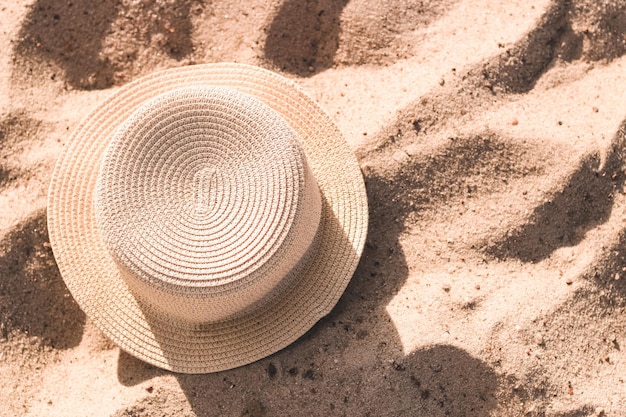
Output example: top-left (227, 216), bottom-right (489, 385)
top-left (1, 0), bottom-right (626, 416)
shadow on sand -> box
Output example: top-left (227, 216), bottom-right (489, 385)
top-left (264, 0), bottom-right (349, 76)
top-left (116, 161), bottom-right (501, 416)
top-left (0, 210), bottom-right (85, 349)
top-left (14, 0), bottom-right (197, 90)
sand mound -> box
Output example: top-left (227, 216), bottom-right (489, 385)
top-left (14, 0), bottom-right (202, 90)
top-left (264, 0), bottom-right (457, 74)
top-left (0, 112), bottom-right (41, 191)
top-left (2, 0), bottom-right (626, 415)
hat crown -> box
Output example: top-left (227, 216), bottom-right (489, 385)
top-left (94, 86), bottom-right (322, 323)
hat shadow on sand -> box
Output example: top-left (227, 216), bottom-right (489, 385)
top-left (115, 165), bottom-right (501, 416)
top-left (113, 122), bottom-right (617, 416)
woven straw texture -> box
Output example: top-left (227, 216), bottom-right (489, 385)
top-left (95, 86), bottom-right (323, 324)
top-left (47, 63), bottom-right (368, 373)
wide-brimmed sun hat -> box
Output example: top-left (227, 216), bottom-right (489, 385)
top-left (47, 63), bottom-right (368, 373)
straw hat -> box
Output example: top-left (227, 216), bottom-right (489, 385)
top-left (47, 63), bottom-right (368, 373)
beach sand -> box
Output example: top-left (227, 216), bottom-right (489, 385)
top-left (1, 0), bottom-right (626, 415)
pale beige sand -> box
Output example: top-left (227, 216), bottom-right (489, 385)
top-left (1, 0), bottom-right (626, 416)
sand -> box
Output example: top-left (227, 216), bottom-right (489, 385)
top-left (1, 0), bottom-right (625, 415)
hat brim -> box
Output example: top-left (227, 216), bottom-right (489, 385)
top-left (47, 63), bottom-right (368, 373)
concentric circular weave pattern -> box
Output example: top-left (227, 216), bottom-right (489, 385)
top-left (47, 63), bottom-right (368, 373)
top-left (95, 86), bottom-right (322, 323)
